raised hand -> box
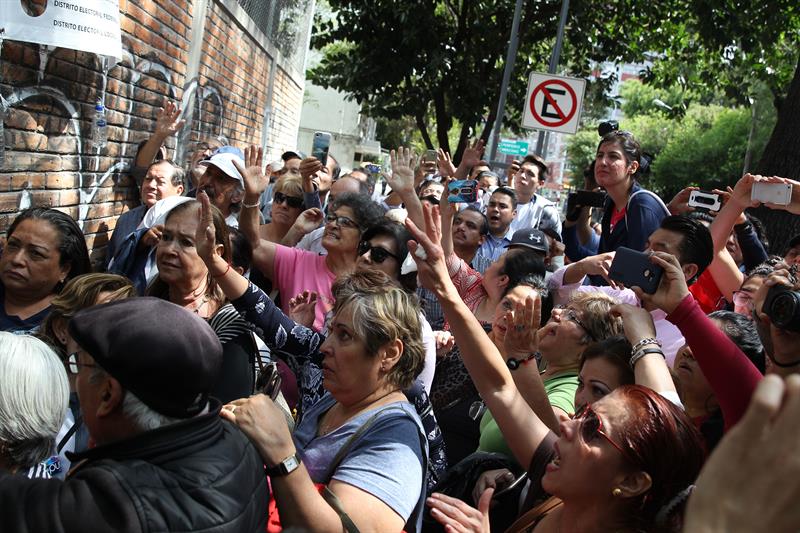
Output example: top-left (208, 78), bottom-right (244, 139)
top-left (405, 203), bottom-right (451, 297)
top-left (461, 138), bottom-right (485, 170)
top-left (288, 290), bottom-right (318, 328)
top-left (140, 224), bottom-right (164, 248)
top-left (154, 99), bottom-right (185, 138)
top-left (434, 330), bottom-right (455, 358)
top-left (633, 251), bottom-right (689, 314)
top-left (502, 296), bottom-right (541, 357)
top-left (575, 252), bottom-right (617, 287)
top-left (290, 208), bottom-right (324, 235)
top-left (299, 157), bottom-right (324, 191)
top-left (195, 191), bottom-right (219, 265)
top-left (685, 375), bottom-right (800, 533)
top-left (232, 145), bottom-right (267, 197)
top-left (667, 186), bottom-right (699, 215)
top-left (610, 303), bottom-right (657, 345)
top-left (389, 147), bottom-right (418, 195)
top-left (436, 148), bottom-right (456, 178)
top-left (506, 159), bottom-right (521, 184)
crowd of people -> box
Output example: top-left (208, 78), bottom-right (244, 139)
top-left (1, 99), bottom-right (800, 532)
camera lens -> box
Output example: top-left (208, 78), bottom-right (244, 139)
top-left (770, 291), bottom-right (800, 332)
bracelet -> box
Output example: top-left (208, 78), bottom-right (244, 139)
top-left (507, 352), bottom-right (538, 371)
top-left (630, 337), bottom-right (661, 354)
top-left (242, 200), bottom-right (260, 209)
top-left (629, 347), bottom-right (665, 368)
top-left (211, 263), bottom-right (231, 278)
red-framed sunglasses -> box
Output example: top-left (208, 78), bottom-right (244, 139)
top-left (574, 404), bottom-right (632, 461)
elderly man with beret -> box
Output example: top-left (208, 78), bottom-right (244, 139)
top-left (0, 298), bottom-right (268, 532)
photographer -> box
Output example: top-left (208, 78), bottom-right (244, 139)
top-left (566, 124), bottom-right (669, 265)
top-left (752, 264), bottom-right (800, 375)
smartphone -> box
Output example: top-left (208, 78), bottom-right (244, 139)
top-left (752, 182), bottom-right (792, 206)
top-left (608, 247), bottom-right (664, 294)
top-left (688, 190), bottom-right (722, 212)
top-left (422, 149), bottom-right (437, 162)
top-left (448, 179), bottom-right (479, 203)
top-left (364, 163), bottom-right (381, 174)
top-left (567, 190), bottom-right (607, 211)
top-left (492, 473), bottom-right (529, 500)
top-left (311, 131), bottom-right (332, 167)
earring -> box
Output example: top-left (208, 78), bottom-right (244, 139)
top-left (612, 488), bottom-right (622, 497)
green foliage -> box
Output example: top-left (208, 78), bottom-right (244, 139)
top-left (566, 95), bottom-right (777, 198)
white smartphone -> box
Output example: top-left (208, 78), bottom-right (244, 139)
top-left (752, 182), bottom-right (792, 206)
top-left (688, 190), bottom-right (721, 212)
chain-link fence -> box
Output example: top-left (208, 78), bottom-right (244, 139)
top-left (237, 0), bottom-right (313, 74)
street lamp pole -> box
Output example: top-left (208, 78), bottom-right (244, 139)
top-left (533, 0), bottom-right (570, 159)
top-left (488, 0), bottom-right (525, 164)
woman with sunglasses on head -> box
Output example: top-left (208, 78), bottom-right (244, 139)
top-left (237, 146), bottom-right (385, 331)
top-left (406, 205), bottom-right (704, 533)
top-left (567, 131), bottom-right (669, 264)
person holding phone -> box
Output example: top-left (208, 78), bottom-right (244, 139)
top-left (405, 206), bottom-right (704, 533)
top-left (570, 131), bottom-right (670, 264)
top-left (551, 215), bottom-right (714, 366)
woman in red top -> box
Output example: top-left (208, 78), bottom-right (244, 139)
top-left (408, 206), bottom-right (704, 533)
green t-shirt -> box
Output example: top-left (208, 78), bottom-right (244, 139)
top-left (477, 372), bottom-right (579, 463)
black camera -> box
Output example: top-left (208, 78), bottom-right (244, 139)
top-left (598, 120), bottom-right (619, 137)
top-left (763, 284), bottom-right (800, 332)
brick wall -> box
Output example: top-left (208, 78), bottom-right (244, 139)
top-left (0, 0), bottom-right (306, 267)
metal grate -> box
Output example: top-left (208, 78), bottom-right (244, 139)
top-left (237, 0), bottom-right (313, 74)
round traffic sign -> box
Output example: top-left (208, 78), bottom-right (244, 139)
top-left (529, 79), bottom-right (578, 127)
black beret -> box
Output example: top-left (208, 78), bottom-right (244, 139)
top-left (69, 297), bottom-right (223, 418)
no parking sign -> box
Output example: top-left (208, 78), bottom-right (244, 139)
top-left (521, 72), bottom-right (586, 134)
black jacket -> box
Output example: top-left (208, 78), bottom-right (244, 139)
top-left (0, 402), bottom-right (268, 532)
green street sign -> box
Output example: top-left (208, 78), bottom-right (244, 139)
top-left (498, 139), bottom-right (529, 157)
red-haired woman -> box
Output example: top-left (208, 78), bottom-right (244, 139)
top-left (407, 205), bottom-right (704, 532)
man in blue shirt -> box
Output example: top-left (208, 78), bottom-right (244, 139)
top-left (473, 187), bottom-right (517, 273)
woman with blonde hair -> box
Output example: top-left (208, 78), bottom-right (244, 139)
top-left (40, 273), bottom-right (136, 358)
top-left (36, 272), bottom-right (136, 478)
top-left (260, 173), bottom-right (307, 244)
top-left (194, 192), bottom-right (430, 532)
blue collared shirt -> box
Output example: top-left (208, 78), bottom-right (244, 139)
top-left (472, 227), bottom-right (514, 273)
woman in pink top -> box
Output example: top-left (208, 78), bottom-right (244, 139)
top-left (251, 192), bottom-right (384, 331)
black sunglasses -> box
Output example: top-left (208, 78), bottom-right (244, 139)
top-left (273, 191), bottom-right (304, 209)
top-left (358, 241), bottom-right (399, 263)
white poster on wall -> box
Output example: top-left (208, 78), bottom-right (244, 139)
top-left (0, 0), bottom-right (122, 61)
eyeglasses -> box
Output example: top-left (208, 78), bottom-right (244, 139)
top-left (358, 241), bottom-right (399, 264)
top-left (65, 352), bottom-right (98, 375)
top-left (325, 213), bottom-right (359, 229)
top-left (273, 191), bottom-right (304, 209)
top-left (554, 305), bottom-right (596, 342)
top-left (574, 404), bottom-right (631, 460)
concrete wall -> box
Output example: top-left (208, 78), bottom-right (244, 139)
top-left (0, 0), bottom-right (309, 267)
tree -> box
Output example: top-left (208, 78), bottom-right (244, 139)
top-left (309, 1), bottom-right (590, 162)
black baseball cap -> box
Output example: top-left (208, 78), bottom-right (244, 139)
top-left (505, 228), bottom-right (549, 254)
